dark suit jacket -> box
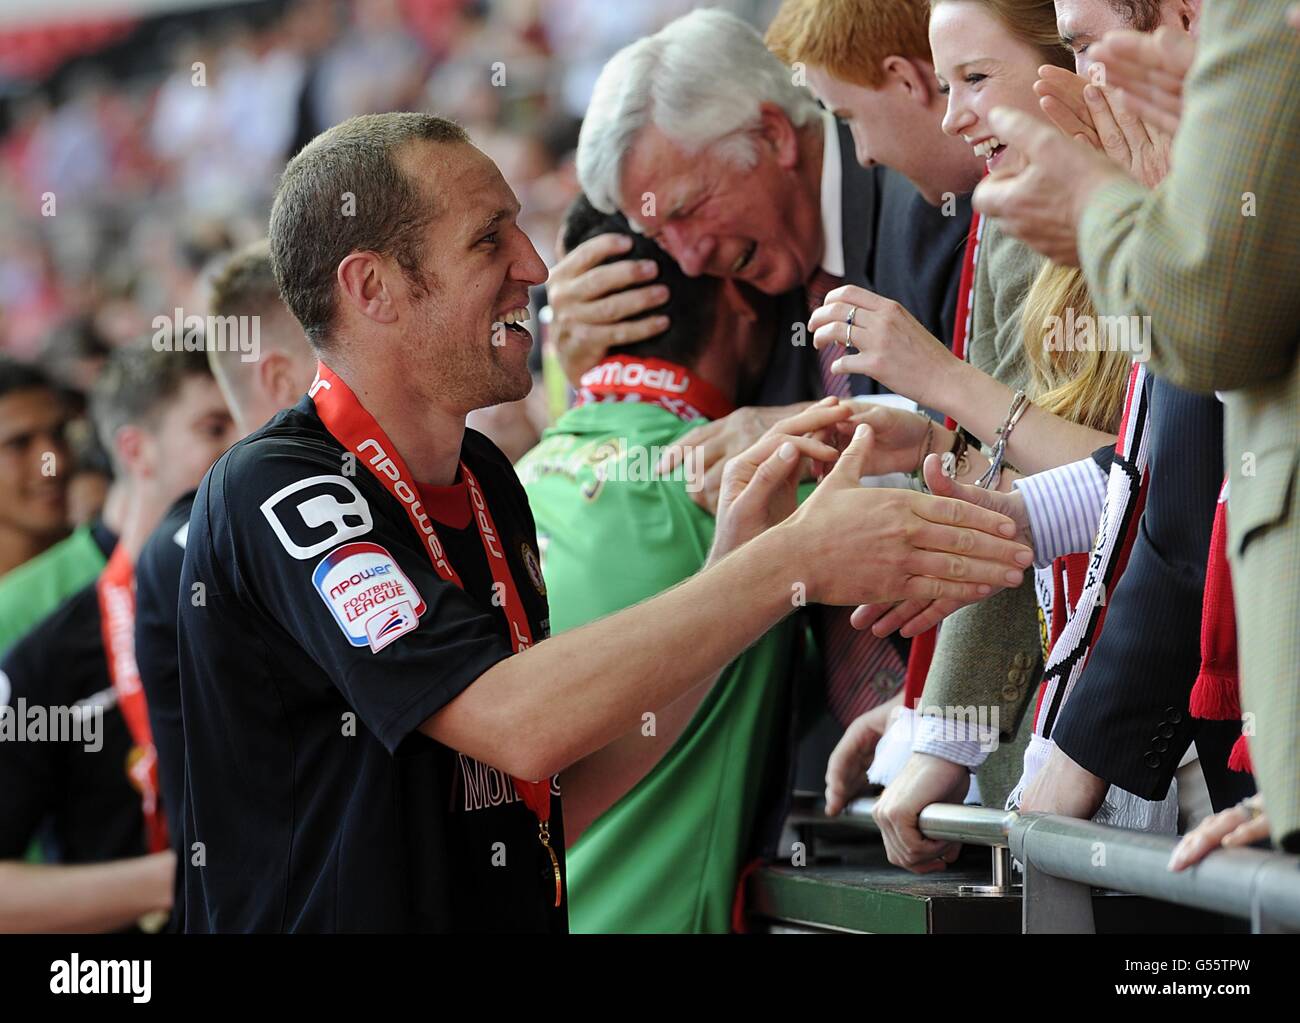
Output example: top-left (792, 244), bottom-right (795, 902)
top-left (753, 121), bottom-right (971, 407)
top-left (747, 121), bottom-right (970, 796)
top-left (1052, 377), bottom-right (1255, 811)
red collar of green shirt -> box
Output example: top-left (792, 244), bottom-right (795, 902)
top-left (575, 356), bottom-right (734, 423)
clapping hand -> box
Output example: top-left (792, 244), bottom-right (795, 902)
top-left (1035, 65), bottom-right (1173, 187)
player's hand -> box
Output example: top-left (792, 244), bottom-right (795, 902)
top-left (783, 432), bottom-right (1033, 608)
top-left (547, 233), bottom-right (670, 385)
top-left (849, 453), bottom-right (1034, 637)
top-left (838, 404), bottom-right (954, 477)
top-left (873, 752), bottom-right (970, 873)
top-left (660, 401), bottom-right (816, 514)
top-left (809, 286), bottom-right (960, 411)
top-left (825, 694), bottom-right (905, 816)
top-left (710, 399), bottom-right (854, 562)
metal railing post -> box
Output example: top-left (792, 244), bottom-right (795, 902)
top-left (1250, 858), bottom-right (1300, 934)
top-left (1013, 815), bottom-right (1095, 933)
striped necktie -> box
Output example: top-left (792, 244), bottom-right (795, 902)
top-left (807, 268), bottom-right (853, 400)
top-left (805, 268), bottom-right (904, 723)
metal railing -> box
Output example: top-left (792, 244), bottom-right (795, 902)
top-left (791, 796), bottom-right (1300, 933)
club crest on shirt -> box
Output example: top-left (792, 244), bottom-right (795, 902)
top-left (312, 541), bottom-right (426, 652)
top-left (520, 541), bottom-right (546, 596)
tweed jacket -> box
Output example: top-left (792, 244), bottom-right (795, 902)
top-left (1079, 0), bottom-right (1300, 850)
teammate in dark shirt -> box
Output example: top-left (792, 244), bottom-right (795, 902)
top-left (134, 240), bottom-right (317, 931)
top-left (134, 494), bottom-right (192, 887)
top-left (0, 342), bottom-right (235, 932)
top-left (178, 112), bottom-right (1031, 932)
top-left (1, 586), bottom-right (143, 863)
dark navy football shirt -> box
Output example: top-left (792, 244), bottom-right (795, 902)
top-left (177, 397), bottom-right (564, 933)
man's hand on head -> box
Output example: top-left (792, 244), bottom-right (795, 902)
top-left (1087, 26), bottom-right (1197, 141)
top-left (872, 752), bottom-right (970, 873)
top-left (973, 107), bottom-right (1128, 266)
top-left (547, 232), bottom-right (670, 385)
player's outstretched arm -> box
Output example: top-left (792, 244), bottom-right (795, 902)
top-left (0, 852), bottom-right (174, 932)
top-left (559, 400), bottom-right (853, 842)
top-left (422, 426), bottom-right (1032, 782)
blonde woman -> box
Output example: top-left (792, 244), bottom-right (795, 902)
top-left (813, 0), bottom-right (1161, 869)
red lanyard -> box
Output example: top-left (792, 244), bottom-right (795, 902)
top-left (96, 545), bottom-right (168, 854)
top-left (310, 362), bottom-right (560, 905)
top-left (946, 209), bottom-right (984, 431)
top-left (575, 356), bottom-right (734, 422)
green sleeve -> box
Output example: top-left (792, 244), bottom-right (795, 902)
top-left (529, 464), bottom-right (712, 635)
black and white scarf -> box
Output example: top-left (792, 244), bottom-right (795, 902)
top-left (1009, 362), bottom-right (1179, 832)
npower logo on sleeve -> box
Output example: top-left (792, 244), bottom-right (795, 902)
top-left (313, 541), bottom-right (426, 651)
top-left (50, 955), bottom-right (151, 1003)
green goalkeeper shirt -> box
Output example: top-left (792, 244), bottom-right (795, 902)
top-left (517, 399), bottom-right (798, 933)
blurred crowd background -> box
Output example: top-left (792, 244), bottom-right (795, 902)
top-left (0, 0), bottom-right (779, 522)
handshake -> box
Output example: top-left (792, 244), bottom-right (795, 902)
top-left (697, 397), bottom-right (1034, 615)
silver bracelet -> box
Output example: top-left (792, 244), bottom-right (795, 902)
top-left (976, 390), bottom-right (1030, 490)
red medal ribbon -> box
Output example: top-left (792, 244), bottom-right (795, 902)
top-left (575, 356), bottom-right (734, 423)
top-left (946, 209), bottom-right (984, 431)
top-left (96, 545), bottom-right (168, 853)
top-left (308, 363), bottom-right (552, 826)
